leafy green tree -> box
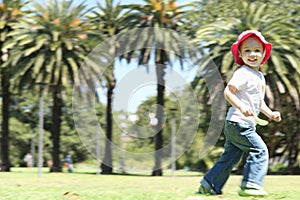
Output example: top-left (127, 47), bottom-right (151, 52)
top-left (0, 0), bottom-right (28, 172)
top-left (9, 85), bottom-right (88, 168)
top-left (7, 0), bottom-right (93, 172)
top-left (10, 88), bottom-right (54, 167)
top-left (1, 90), bottom-right (41, 167)
top-left (59, 85), bottom-right (91, 165)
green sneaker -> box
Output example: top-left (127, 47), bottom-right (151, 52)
top-left (238, 188), bottom-right (268, 197)
top-left (198, 185), bottom-right (213, 195)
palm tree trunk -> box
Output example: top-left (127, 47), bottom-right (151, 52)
top-left (152, 50), bottom-right (166, 176)
top-left (101, 82), bottom-right (115, 174)
top-left (50, 89), bottom-right (63, 172)
top-left (0, 72), bottom-right (10, 172)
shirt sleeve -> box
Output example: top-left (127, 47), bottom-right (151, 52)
top-left (227, 68), bottom-right (247, 91)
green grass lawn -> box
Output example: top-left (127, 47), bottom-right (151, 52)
top-left (0, 168), bottom-right (299, 200)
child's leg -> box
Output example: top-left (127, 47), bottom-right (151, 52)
top-left (200, 121), bottom-right (244, 194)
top-left (227, 123), bottom-right (269, 189)
top-left (200, 141), bottom-right (243, 194)
top-left (241, 133), bottom-right (268, 189)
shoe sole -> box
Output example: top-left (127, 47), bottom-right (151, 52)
top-left (238, 189), bottom-right (268, 197)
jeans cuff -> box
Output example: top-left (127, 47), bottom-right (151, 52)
top-left (241, 181), bottom-right (264, 190)
top-left (200, 178), bottom-right (217, 194)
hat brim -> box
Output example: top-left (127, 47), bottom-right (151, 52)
top-left (231, 32), bottom-right (272, 66)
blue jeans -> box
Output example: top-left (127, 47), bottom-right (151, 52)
top-left (200, 120), bottom-right (269, 194)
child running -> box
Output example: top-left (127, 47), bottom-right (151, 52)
top-left (199, 30), bottom-right (281, 197)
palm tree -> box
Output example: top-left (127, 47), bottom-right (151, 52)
top-left (193, 0), bottom-right (300, 171)
top-left (89, 0), bottom-right (132, 174)
top-left (8, 0), bottom-right (94, 172)
top-left (121, 0), bottom-right (196, 176)
top-left (0, 0), bottom-right (28, 172)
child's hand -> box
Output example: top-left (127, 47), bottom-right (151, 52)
top-left (271, 111), bottom-right (281, 122)
top-left (239, 106), bottom-right (254, 117)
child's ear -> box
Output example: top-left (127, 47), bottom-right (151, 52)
top-left (238, 50), bottom-right (242, 57)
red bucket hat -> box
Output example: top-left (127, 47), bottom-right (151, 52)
top-left (231, 30), bottom-right (272, 66)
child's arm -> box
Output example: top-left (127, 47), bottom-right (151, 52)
top-left (260, 101), bottom-right (282, 122)
top-left (224, 85), bottom-right (254, 117)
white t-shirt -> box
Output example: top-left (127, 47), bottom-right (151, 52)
top-left (226, 65), bottom-right (266, 126)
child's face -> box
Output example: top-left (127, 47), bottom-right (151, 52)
top-left (239, 36), bottom-right (264, 68)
